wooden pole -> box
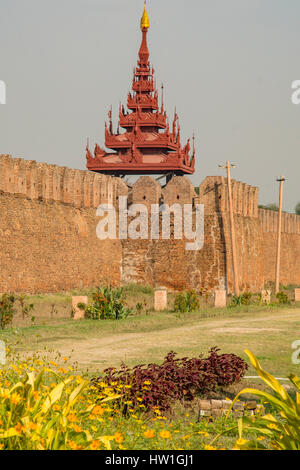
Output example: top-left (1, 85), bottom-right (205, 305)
top-left (219, 162), bottom-right (239, 296)
top-left (226, 162), bottom-right (240, 296)
top-left (275, 176), bottom-right (285, 294)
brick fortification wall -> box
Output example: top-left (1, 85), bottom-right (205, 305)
top-left (0, 154), bottom-right (127, 292)
top-left (1, 154), bottom-right (300, 293)
top-left (122, 175), bottom-right (264, 293)
top-left (259, 209), bottom-right (300, 286)
top-left (198, 176), bottom-right (264, 293)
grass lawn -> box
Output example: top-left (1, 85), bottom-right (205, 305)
top-left (1, 287), bottom-right (299, 450)
top-left (1, 293), bottom-right (299, 381)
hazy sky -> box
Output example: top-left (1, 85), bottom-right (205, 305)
top-left (0, 0), bottom-right (299, 211)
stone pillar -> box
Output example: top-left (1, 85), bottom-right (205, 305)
top-left (72, 296), bottom-right (88, 320)
top-left (214, 290), bottom-right (227, 308)
top-left (294, 289), bottom-right (300, 302)
top-left (154, 287), bottom-right (168, 311)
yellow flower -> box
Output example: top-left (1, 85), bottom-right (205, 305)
top-left (92, 405), bottom-right (105, 416)
top-left (144, 429), bottom-right (155, 439)
top-left (73, 425), bottom-right (82, 433)
top-left (50, 361), bottom-right (58, 367)
top-left (114, 432), bottom-right (124, 444)
top-left (90, 440), bottom-right (101, 450)
top-left (257, 436), bottom-right (266, 441)
top-left (15, 423), bottom-right (23, 434)
top-left (236, 438), bottom-right (248, 446)
top-left (10, 393), bottom-right (21, 405)
top-left (160, 430), bottom-right (171, 439)
top-left (68, 440), bottom-right (82, 450)
top-left (267, 423), bottom-right (278, 430)
top-left (204, 445), bottom-right (217, 450)
top-left (53, 404), bottom-right (61, 411)
top-left (1, 390), bottom-right (10, 400)
top-left (67, 414), bottom-right (78, 423)
top-left (27, 422), bottom-right (38, 431)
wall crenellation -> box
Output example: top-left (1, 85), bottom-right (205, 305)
top-left (0, 154), bottom-right (128, 208)
top-left (258, 208), bottom-right (300, 234)
top-left (198, 176), bottom-right (258, 218)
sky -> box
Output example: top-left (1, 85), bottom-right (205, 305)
top-left (0, 0), bottom-right (299, 212)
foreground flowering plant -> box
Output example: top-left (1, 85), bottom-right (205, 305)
top-left (0, 347), bottom-right (246, 450)
top-left (3, 347), bottom-right (287, 451)
top-left (0, 360), bottom-right (122, 450)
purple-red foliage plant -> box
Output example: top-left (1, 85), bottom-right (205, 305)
top-left (91, 348), bottom-right (248, 414)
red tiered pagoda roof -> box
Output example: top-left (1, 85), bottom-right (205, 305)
top-left (86, 2), bottom-right (195, 176)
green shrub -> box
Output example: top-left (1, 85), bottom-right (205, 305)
top-left (174, 290), bottom-right (200, 313)
top-left (231, 292), bottom-right (253, 307)
top-left (84, 286), bottom-right (131, 320)
top-left (276, 291), bottom-right (289, 304)
top-left (135, 303), bottom-right (143, 315)
top-left (0, 294), bottom-right (35, 329)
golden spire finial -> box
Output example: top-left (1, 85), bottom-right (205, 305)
top-left (140, 1), bottom-right (150, 31)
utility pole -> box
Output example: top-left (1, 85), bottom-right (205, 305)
top-left (275, 176), bottom-right (286, 294)
top-left (219, 162), bottom-right (240, 296)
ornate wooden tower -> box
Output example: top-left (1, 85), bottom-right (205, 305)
top-left (86, 1), bottom-right (195, 177)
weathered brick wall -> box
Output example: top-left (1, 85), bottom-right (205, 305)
top-left (259, 209), bottom-right (300, 286)
top-left (0, 155), bottom-right (127, 293)
top-left (122, 175), bottom-right (263, 293)
top-left (198, 177), bottom-right (263, 293)
top-left (1, 154), bottom-right (300, 294)
top-left (122, 213), bottom-right (227, 291)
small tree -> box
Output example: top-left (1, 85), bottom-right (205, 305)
top-left (0, 294), bottom-right (16, 330)
top-left (295, 202), bottom-right (300, 215)
top-left (258, 203), bottom-right (279, 211)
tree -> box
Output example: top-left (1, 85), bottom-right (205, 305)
top-left (295, 202), bottom-right (300, 215)
top-left (258, 203), bottom-right (279, 211)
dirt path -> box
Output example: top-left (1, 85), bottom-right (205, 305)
top-left (51, 309), bottom-right (299, 370)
